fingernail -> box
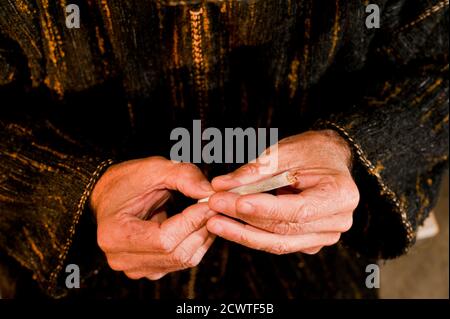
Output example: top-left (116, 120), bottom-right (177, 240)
top-left (239, 201), bottom-right (254, 214)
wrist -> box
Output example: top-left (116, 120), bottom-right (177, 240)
top-left (90, 164), bottom-right (116, 218)
top-left (316, 129), bottom-right (353, 170)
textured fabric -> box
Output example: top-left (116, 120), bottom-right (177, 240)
top-left (0, 0), bottom-right (448, 298)
top-left (0, 95), bottom-right (113, 295)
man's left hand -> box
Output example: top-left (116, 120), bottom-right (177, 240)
top-left (206, 130), bottom-right (359, 255)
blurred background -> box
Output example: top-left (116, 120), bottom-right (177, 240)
top-left (380, 171), bottom-right (449, 299)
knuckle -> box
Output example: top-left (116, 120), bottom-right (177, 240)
top-left (349, 184), bottom-right (360, 209)
top-left (97, 229), bottom-right (114, 252)
top-left (272, 221), bottom-right (300, 235)
top-left (296, 203), bottom-right (318, 222)
top-left (327, 233), bottom-right (341, 246)
top-left (271, 221), bottom-right (289, 234)
top-left (178, 162), bottom-right (200, 176)
top-left (185, 257), bottom-right (198, 268)
top-left (181, 212), bottom-right (201, 233)
top-left (146, 273), bottom-right (166, 281)
top-left (151, 156), bottom-right (168, 163)
top-left (304, 247), bottom-right (322, 255)
top-left (340, 216), bottom-right (354, 232)
top-left (267, 202), bottom-right (280, 218)
top-left (291, 222), bottom-right (308, 235)
top-left (320, 176), bottom-right (338, 192)
top-left (106, 257), bottom-right (124, 271)
top-left (271, 241), bottom-right (291, 255)
top-left (238, 231), bottom-right (251, 246)
top-left (339, 179), bottom-right (360, 209)
top-left (158, 233), bottom-right (177, 253)
top-left (189, 254), bottom-right (202, 268)
top-left (173, 248), bottom-right (193, 268)
top-left (239, 163), bottom-right (260, 176)
top-left (125, 272), bottom-right (144, 280)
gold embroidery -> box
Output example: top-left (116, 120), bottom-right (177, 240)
top-left (2, 151), bottom-right (57, 173)
top-left (415, 175), bottom-right (431, 222)
top-left (48, 159), bottom-right (114, 292)
top-left (100, 0), bottom-right (114, 36)
top-left (23, 227), bottom-right (45, 262)
top-left (40, 0), bottom-right (66, 96)
top-left (398, 0), bottom-right (449, 32)
top-left (43, 222), bottom-right (62, 251)
top-left (16, 0), bottom-right (33, 15)
top-left (328, 0), bottom-right (341, 63)
top-left (411, 78), bottom-right (443, 107)
top-left (95, 26), bottom-right (106, 55)
top-left (288, 58), bottom-right (300, 99)
top-left (31, 142), bottom-right (69, 160)
top-left (302, 3), bottom-right (312, 85)
top-left (190, 6), bottom-right (209, 119)
top-left (320, 121), bottom-right (415, 250)
top-left (433, 113), bottom-right (449, 133)
top-left (127, 102), bottom-right (136, 130)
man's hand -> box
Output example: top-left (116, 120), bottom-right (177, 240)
top-left (206, 130), bottom-right (359, 255)
top-left (91, 157), bottom-right (216, 280)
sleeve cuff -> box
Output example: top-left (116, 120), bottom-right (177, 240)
top-left (313, 119), bottom-right (415, 259)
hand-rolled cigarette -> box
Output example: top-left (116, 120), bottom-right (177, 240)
top-left (198, 171), bottom-right (297, 203)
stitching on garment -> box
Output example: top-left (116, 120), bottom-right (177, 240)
top-left (47, 159), bottom-right (114, 294)
top-left (397, 0), bottom-right (449, 33)
top-left (317, 120), bottom-right (416, 252)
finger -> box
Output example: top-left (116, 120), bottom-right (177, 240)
top-left (165, 225), bottom-right (212, 270)
top-left (290, 171), bottom-right (341, 190)
top-left (108, 226), bottom-right (212, 272)
top-left (211, 178), bottom-right (357, 224)
top-left (129, 232), bottom-right (216, 274)
top-left (186, 233), bottom-right (216, 267)
top-left (301, 246), bottom-right (323, 255)
top-left (98, 215), bottom-right (162, 254)
top-left (99, 204), bottom-right (216, 254)
top-left (212, 163), bottom-right (266, 191)
top-left (124, 271), bottom-right (167, 281)
top-left (160, 203), bottom-right (217, 252)
top-left (115, 226), bottom-right (216, 277)
top-left (148, 211), bottom-right (168, 223)
top-left (236, 212), bottom-right (354, 235)
top-left (211, 140), bottom-right (306, 191)
top-left (164, 162), bottom-right (214, 199)
top-left (206, 215), bottom-right (341, 255)
top-left (209, 192), bottom-right (316, 223)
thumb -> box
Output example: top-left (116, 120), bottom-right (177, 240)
top-left (212, 143), bottom-right (283, 191)
top-left (164, 162), bottom-right (214, 199)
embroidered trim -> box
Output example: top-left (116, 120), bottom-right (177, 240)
top-left (398, 0), bottom-right (449, 33)
top-left (317, 120), bottom-right (416, 252)
top-left (47, 159), bottom-right (114, 294)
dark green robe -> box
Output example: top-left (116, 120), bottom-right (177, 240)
top-left (0, 0), bottom-right (448, 299)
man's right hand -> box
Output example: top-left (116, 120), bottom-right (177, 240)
top-left (90, 156), bottom-right (216, 280)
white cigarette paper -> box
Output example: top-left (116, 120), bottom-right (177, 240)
top-left (198, 171), bottom-right (297, 203)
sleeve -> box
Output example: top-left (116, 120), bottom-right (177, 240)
top-left (0, 107), bottom-right (113, 296)
top-left (0, 1), bottom-right (114, 296)
top-left (314, 0), bottom-right (449, 259)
